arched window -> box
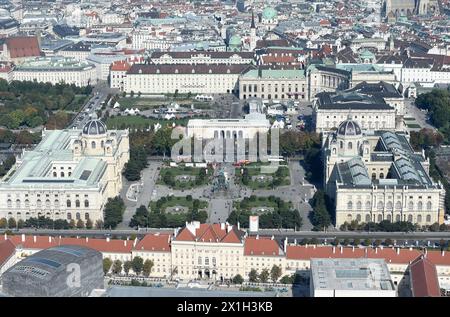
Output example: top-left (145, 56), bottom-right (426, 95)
top-left (91, 141), bottom-right (96, 149)
top-left (347, 201), bottom-right (353, 210)
top-left (53, 172), bottom-right (57, 177)
top-left (356, 201), bottom-right (362, 210)
top-left (85, 213), bottom-right (89, 220)
top-left (386, 201), bottom-right (393, 210)
top-left (61, 172), bottom-right (65, 177)
top-left (7, 199), bottom-right (12, 208)
top-left (386, 214), bottom-right (392, 222)
top-left (377, 214), bottom-right (383, 222)
top-left (366, 201), bottom-right (371, 210)
top-left (379, 173), bottom-right (384, 179)
top-left (348, 142), bottom-right (352, 150)
top-left (340, 141), bottom-right (343, 149)
top-left (408, 214), bottom-right (413, 222)
top-left (418, 201), bottom-right (423, 211)
top-left (408, 201), bottom-right (414, 210)
top-left (427, 201), bottom-right (432, 210)
top-left (76, 212), bottom-right (80, 220)
top-left (36, 199), bottom-right (42, 208)
top-left (347, 214), bottom-right (352, 221)
top-left (101, 140), bottom-right (104, 148)
top-left (75, 200), bottom-right (80, 208)
top-left (395, 214), bottom-right (401, 222)
top-left (417, 215), bottom-right (422, 223)
top-left (84, 200), bottom-right (89, 208)
top-left (426, 215), bottom-right (431, 223)
top-left (395, 201), bottom-right (402, 210)
top-left (365, 214), bottom-right (371, 222)
top-left (25, 199), bottom-right (29, 208)
top-left (15, 199), bottom-right (20, 209)
top-left (67, 200), bottom-right (71, 208)
top-left (55, 200), bottom-right (60, 208)
top-left (67, 212), bottom-right (72, 220)
top-left (356, 214), bottom-right (361, 222)
top-left (377, 201), bottom-right (383, 210)
top-left (45, 199), bottom-right (51, 209)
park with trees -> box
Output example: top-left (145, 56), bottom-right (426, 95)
top-left (227, 195), bottom-right (302, 229)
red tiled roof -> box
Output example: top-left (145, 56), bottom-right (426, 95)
top-left (175, 223), bottom-right (244, 243)
top-left (6, 36), bottom-right (41, 59)
top-left (244, 236), bottom-right (282, 256)
top-left (111, 60), bottom-right (131, 71)
top-left (0, 239), bottom-right (16, 267)
top-left (261, 55), bottom-right (296, 64)
top-left (286, 245), bottom-right (422, 264)
top-left (59, 237), bottom-right (133, 253)
top-left (135, 233), bottom-right (171, 252)
top-left (175, 228), bottom-right (196, 241)
top-left (8, 235), bottom-right (133, 253)
top-left (410, 256), bottom-right (441, 297)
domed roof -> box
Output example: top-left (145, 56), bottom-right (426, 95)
top-left (262, 7), bottom-right (277, 20)
top-left (337, 118), bottom-right (361, 137)
top-left (359, 49), bottom-right (375, 59)
top-left (229, 35), bottom-right (241, 46)
top-left (82, 119), bottom-right (107, 135)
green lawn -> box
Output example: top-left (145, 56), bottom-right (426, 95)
top-left (236, 165), bottom-right (290, 189)
top-left (149, 196), bottom-right (208, 213)
top-left (158, 166), bottom-right (213, 189)
top-left (117, 97), bottom-right (210, 111)
top-left (106, 115), bottom-right (191, 129)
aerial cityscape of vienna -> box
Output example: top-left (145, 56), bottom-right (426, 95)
top-left (0, 0), bottom-right (450, 306)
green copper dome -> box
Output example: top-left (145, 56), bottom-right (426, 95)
top-left (229, 35), bottom-right (241, 46)
top-left (359, 49), bottom-right (375, 60)
top-left (262, 7), bottom-right (277, 20)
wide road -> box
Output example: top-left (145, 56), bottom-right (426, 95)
top-left (3, 228), bottom-right (450, 242)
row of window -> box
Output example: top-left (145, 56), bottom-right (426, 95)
top-left (346, 213), bottom-right (433, 223)
top-left (347, 200), bottom-right (434, 211)
top-left (7, 211), bottom-right (89, 220)
top-left (6, 199), bottom-right (90, 208)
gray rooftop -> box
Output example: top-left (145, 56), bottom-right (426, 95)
top-left (311, 258), bottom-right (395, 292)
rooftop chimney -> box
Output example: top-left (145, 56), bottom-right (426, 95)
top-left (124, 240), bottom-right (127, 246)
top-left (4, 233), bottom-right (7, 240)
top-left (21, 234), bottom-right (25, 243)
top-left (396, 248), bottom-right (400, 255)
top-left (49, 236), bottom-right (51, 243)
top-left (33, 236), bottom-right (36, 243)
top-left (106, 237), bottom-right (110, 242)
top-left (340, 246), bottom-right (343, 254)
top-left (271, 235), bottom-right (274, 240)
top-left (86, 237), bottom-right (89, 243)
top-left (352, 246), bottom-right (355, 252)
top-left (332, 246), bottom-right (336, 254)
top-left (256, 234), bottom-right (259, 240)
top-left (442, 250), bottom-right (445, 257)
top-left (283, 237), bottom-right (288, 253)
top-left (375, 248), bottom-right (378, 254)
top-left (220, 223), bottom-right (225, 231)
